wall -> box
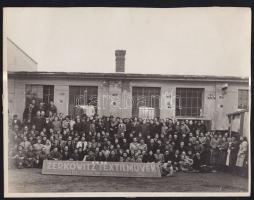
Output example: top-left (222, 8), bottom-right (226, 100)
top-left (8, 78), bottom-right (104, 119)
top-left (129, 80), bottom-right (216, 122)
top-left (7, 39), bottom-right (38, 72)
top-left (8, 79), bottom-right (26, 120)
top-left (214, 82), bottom-right (249, 130)
top-left (243, 111), bottom-right (250, 138)
top-left (8, 79), bottom-right (15, 117)
top-left (228, 110), bottom-right (249, 139)
top-left (8, 76), bottom-right (249, 131)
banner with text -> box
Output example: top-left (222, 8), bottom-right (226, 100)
top-left (42, 160), bottom-right (161, 178)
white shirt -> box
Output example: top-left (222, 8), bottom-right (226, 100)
top-left (76, 141), bottom-right (88, 151)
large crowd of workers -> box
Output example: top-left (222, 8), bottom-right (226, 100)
top-left (9, 100), bottom-right (248, 177)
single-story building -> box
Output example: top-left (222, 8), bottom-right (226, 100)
top-left (7, 44), bottom-right (249, 132)
top-left (8, 70), bottom-right (249, 131)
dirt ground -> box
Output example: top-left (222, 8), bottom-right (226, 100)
top-left (7, 168), bottom-right (248, 193)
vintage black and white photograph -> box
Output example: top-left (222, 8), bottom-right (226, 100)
top-left (3, 7), bottom-right (251, 197)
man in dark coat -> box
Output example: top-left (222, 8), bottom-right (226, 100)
top-left (48, 147), bottom-right (62, 160)
top-left (23, 103), bottom-right (36, 124)
top-left (24, 145), bottom-right (37, 168)
top-left (62, 146), bottom-right (71, 160)
top-left (12, 114), bottom-right (22, 131)
top-left (73, 118), bottom-right (83, 135)
top-left (70, 149), bottom-right (80, 161)
top-left (108, 151), bottom-right (119, 162)
top-left (32, 111), bottom-right (43, 132)
top-left (140, 119), bottom-right (149, 137)
top-left (35, 147), bottom-right (48, 168)
top-left (44, 117), bottom-right (53, 136)
top-left (47, 100), bottom-right (57, 115)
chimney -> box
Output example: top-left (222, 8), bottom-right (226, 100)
top-left (115, 50), bottom-right (126, 73)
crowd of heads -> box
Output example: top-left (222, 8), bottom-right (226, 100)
top-left (9, 100), bottom-right (248, 176)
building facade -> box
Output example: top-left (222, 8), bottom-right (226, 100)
top-left (8, 71), bottom-right (249, 131)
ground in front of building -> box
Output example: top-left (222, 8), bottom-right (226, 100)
top-left (8, 168), bottom-right (248, 193)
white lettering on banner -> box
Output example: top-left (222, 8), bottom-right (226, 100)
top-left (76, 162), bottom-right (82, 170)
top-left (114, 163), bottom-right (120, 171)
top-left (103, 164), bottom-right (109, 171)
top-left (82, 163), bottom-right (87, 170)
top-left (63, 162), bottom-right (69, 170)
top-left (109, 164), bottom-right (114, 171)
top-left (99, 164), bottom-right (103, 171)
top-left (58, 162), bottom-right (63, 169)
top-left (126, 164), bottom-right (133, 172)
top-left (151, 165), bottom-right (156, 172)
top-left (42, 160), bottom-right (161, 177)
top-left (52, 162), bottom-right (58, 170)
top-left (145, 165), bottom-right (150, 173)
top-left (139, 164), bottom-right (145, 172)
top-left (134, 164), bottom-right (139, 172)
top-left (69, 163), bottom-right (75, 170)
top-left (91, 163), bottom-right (96, 171)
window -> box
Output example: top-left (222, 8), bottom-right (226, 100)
top-left (238, 89), bottom-right (249, 110)
top-left (43, 85), bottom-right (54, 105)
top-left (69, 86), bottom-right (98, 115)
top-left (176, 88), bottom-right (204, 117)
top-left (132, 87), bottom-right (161, 118)
top-left (25, 85), bottom-right (54, 106)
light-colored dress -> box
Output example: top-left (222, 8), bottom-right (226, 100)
top-left (236, 141), bottom-right (248, 167)
top-left (226, 142), bottom-right (231, 166)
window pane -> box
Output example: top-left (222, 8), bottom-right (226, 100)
top-left (238, 89), bottom-right (249, 109)
top-left (187, 89), bottom-right (192, 97)
top-left (69, 86), bottom-right (98, 116)
top-left (43, 85), bottom-right (54, 105)
top-left (176, 97), bottom-right (179, 107)
top-left (191, 98), bottom-right (197, 107)
top-left (176, 108), bottom-right (180, 116)
top-left (181, 108), bottom-right (186, 116)
top-left (181, 98), bottom-right (186, 107)
top-left (186, 108), bottom-right (191, 116)
top-left (192, 108), bottom-right (197, 117)
top-left (175, 88), bottom-right (204, 117)
top-left (197, 98), bottom-right (202, 107)
top-left (132, 87), bottom-right (161, 118)
top-left (25, 84), bottom-right (44, 106)
top-left (186, 98), bottom-right (191, 107)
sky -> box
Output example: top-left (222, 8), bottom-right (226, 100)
top-left (4, 7), bottom-right (251, 76)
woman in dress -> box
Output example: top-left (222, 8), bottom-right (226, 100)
top-left (217, 137), bottom-right (229, 171)
top-left (226, 136), bottom-right (239, 173)
top-left (236, 136), bottom-right (248, 176)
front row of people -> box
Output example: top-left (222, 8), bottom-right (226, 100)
top-left (9, 144), bottom-right (215, 177)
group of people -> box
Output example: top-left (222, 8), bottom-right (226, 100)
top-left (8, 100), bottom-right (248, 177)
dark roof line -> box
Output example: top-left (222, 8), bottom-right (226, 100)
top-left (8, 71), bottom-right (249, 83)
top-left (7, 38), bottom-right (38, 65)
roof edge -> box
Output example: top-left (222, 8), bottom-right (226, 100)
top-left (7, 71), bottom-right (249, 82)
top-left (7, 38), bottom-right (38, 65)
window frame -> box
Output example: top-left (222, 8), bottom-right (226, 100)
top-left (25, 84), bottom-right (54, 107)
top-left (175, 88), bottom-right (204, 118)
top-left (68, 86), bottom-right (98, 116)
top-left (238, 89), bottom-right (249, 110)
top-left (132, 87), bottom-right (161, 118)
